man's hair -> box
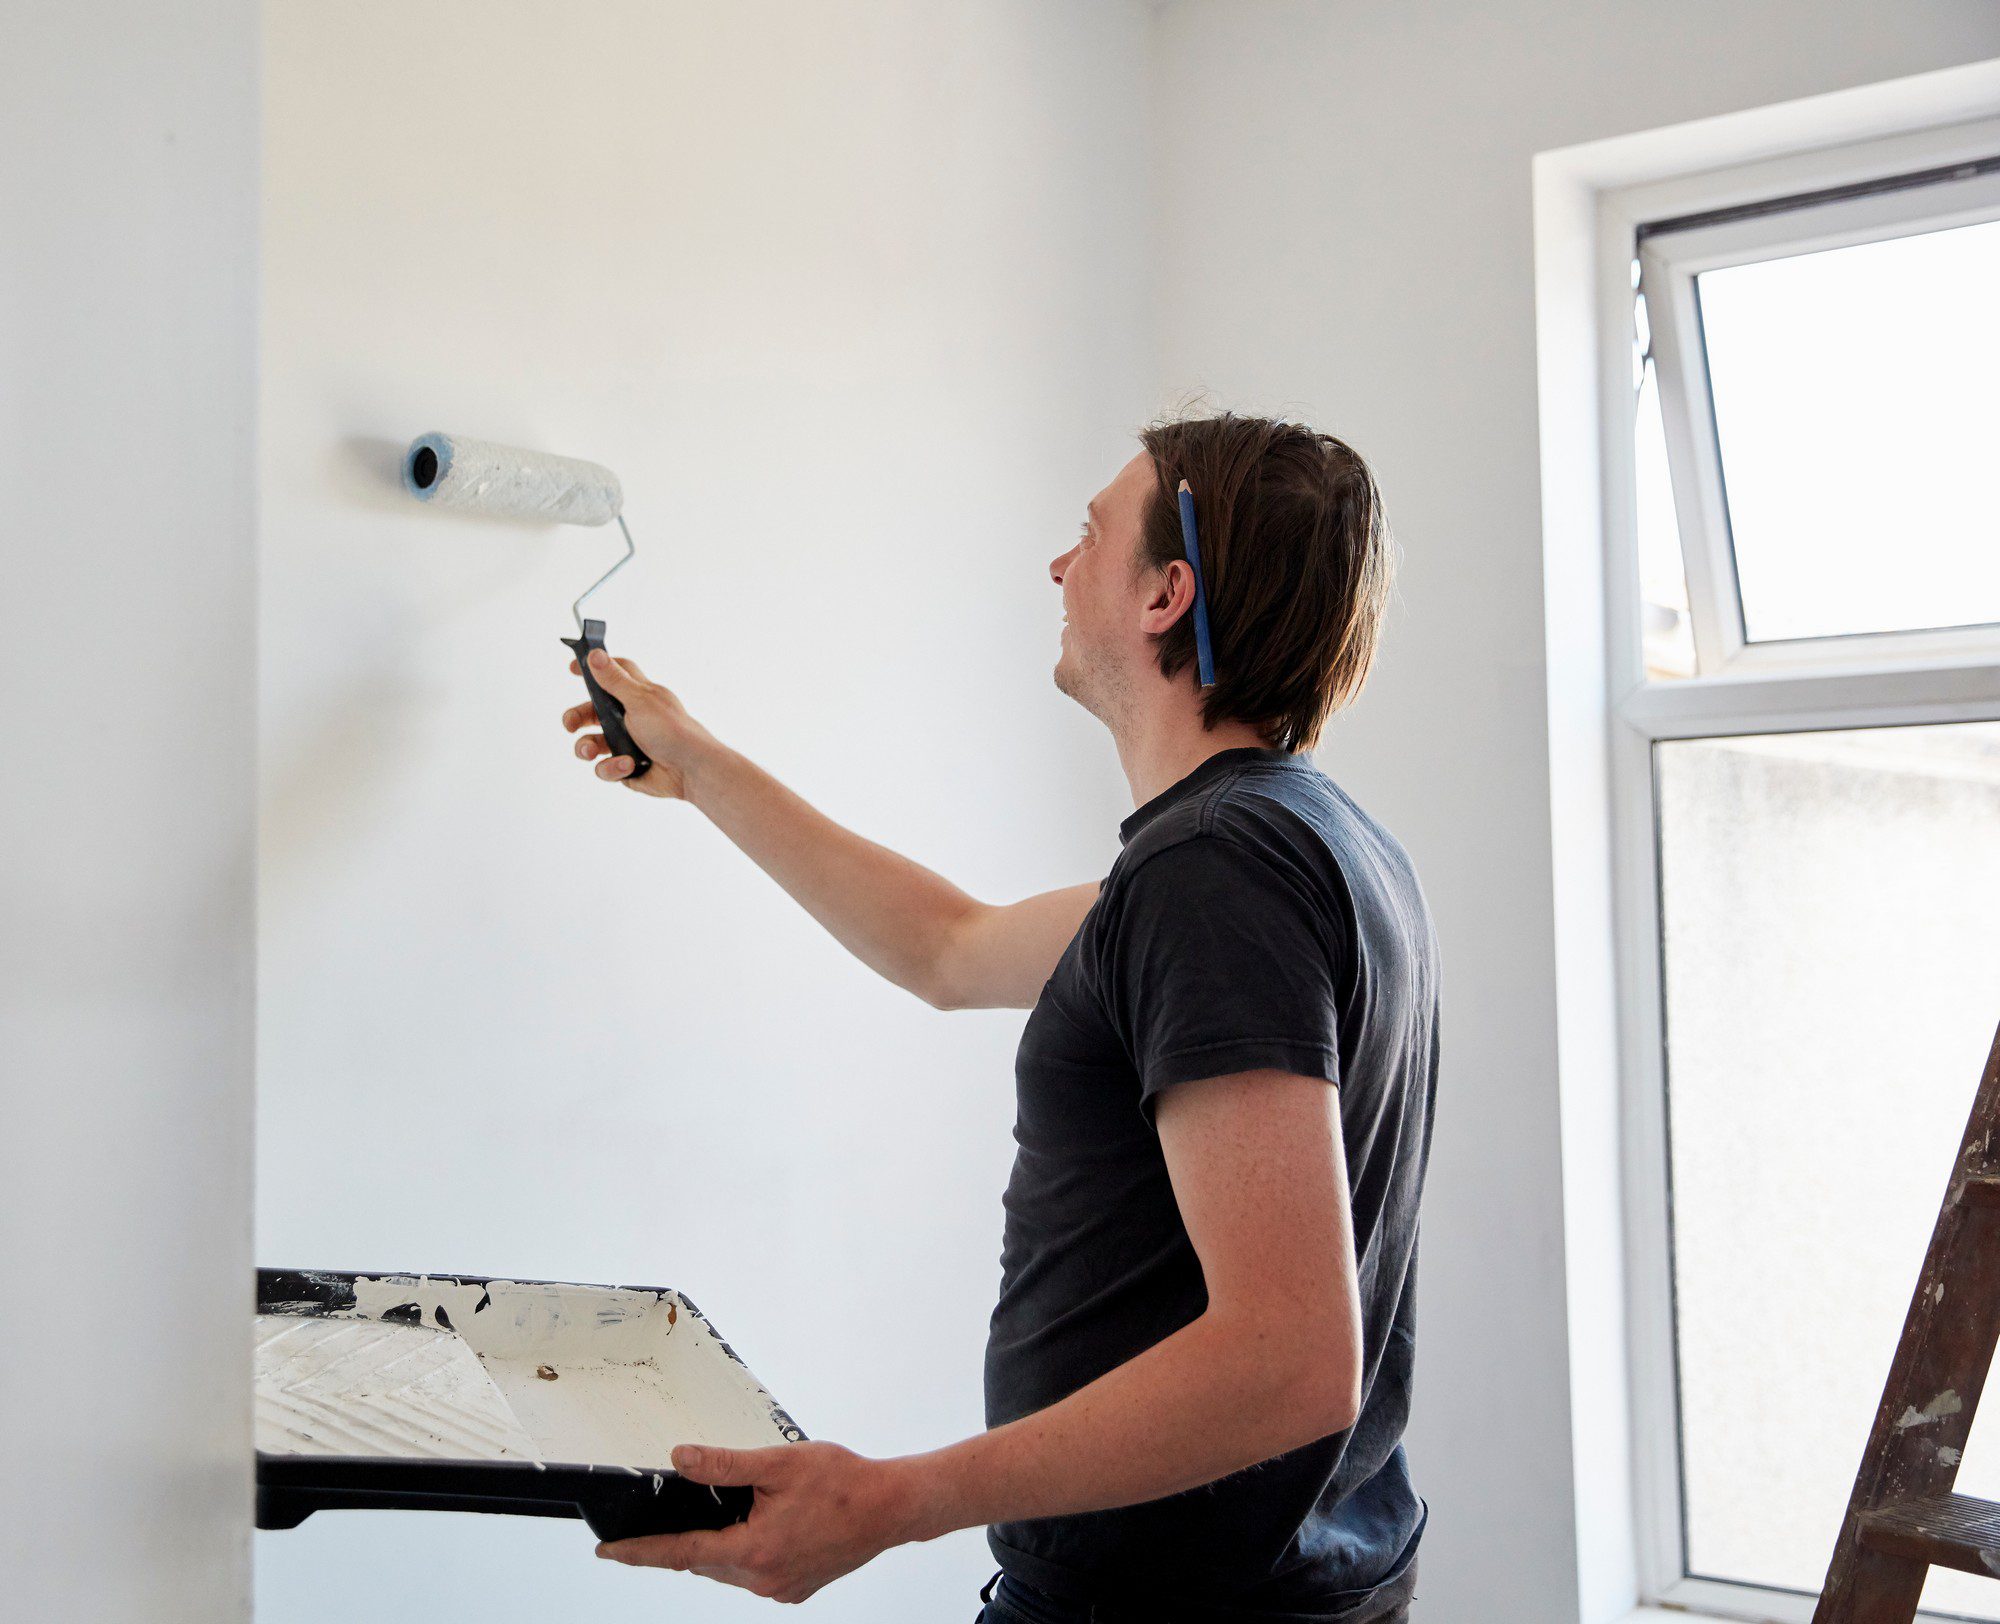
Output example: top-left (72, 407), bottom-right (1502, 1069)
top-left (1137, 411), bottom-right (1392, 753)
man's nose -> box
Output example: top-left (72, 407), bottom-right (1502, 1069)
top-left (1050, 546), bottom-right (1075, 585)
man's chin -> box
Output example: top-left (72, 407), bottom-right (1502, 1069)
top-left (1053, 659), bottom-right (1105, 725)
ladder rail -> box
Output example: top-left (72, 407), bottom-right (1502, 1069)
top-left (1814, 1016), bottom-right (2000, 1623)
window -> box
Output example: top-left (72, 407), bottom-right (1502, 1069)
top-left (1607, 118), bottom-right (2000, 1622)
top-left (1636, 151), bottom-right (2000, 678)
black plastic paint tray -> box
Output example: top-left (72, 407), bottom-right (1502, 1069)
top-left (254, 1268), bottom-right (805, 1542)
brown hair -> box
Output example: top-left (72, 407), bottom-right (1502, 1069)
top-left (1137, 411), bottom-right (1392, 752)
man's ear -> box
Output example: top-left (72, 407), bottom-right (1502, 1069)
top-left (1136, 559), bottom-right (1197, 637)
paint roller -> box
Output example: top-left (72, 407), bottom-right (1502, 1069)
top-left (403, 431), bottom-right (653, 778)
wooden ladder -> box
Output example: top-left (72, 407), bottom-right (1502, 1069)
top-left (1815, 1017), bottom-right (2000, 1622)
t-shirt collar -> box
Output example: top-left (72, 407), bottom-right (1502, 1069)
top-left (1119, 745), bottom-right (1299, 845)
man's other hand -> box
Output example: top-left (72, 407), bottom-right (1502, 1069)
top-left (595, 1440), bottom-right (931, 1604)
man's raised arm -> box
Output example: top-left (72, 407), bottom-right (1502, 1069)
top-left (562, 648), bottom-right (1096, 1010)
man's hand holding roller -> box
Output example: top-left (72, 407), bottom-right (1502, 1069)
top-left (562, 647), bottom-right (714, 800)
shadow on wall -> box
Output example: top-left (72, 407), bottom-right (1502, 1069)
top-left (260, 661), bottom-right (427, 916)
top-left (261, 433), bottom-right (580, 904)
top-left (337, 434), bottom-right (417, 516)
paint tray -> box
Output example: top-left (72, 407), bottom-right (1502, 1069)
top-left (254, 1268), bottom-right (804, 1542)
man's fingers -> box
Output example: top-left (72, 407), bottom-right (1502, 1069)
top-left (671, 1443), bottom-right (785, 1488)
top-left (596, 1525), bottom-right (745, 1570)
top-left (566, 652), bottom-right (659, 787)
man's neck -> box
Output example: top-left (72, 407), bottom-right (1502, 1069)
top-left (1110, 700), bottom-right (1275, 807)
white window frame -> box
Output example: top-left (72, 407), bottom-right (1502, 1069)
top-left (1639, 143), bottom-right (2000, 679)
top-left (1534, 62), bottom-right (2000, 1624)
top-left (1618, 121), bottom-right (2000, 1624)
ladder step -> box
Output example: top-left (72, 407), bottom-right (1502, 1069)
top-left (1860, 1494), bottom-right (2000, 1577)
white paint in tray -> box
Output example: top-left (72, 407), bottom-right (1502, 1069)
top-left (255, 1276), bottom-right (800, 1472)
top-left (255, 1315), bottom-right (538, 1460)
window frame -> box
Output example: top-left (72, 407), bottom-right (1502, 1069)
top-left (1639, 148), bottom-right (2000, 678)
top-left (1600, 115), bottom-right (2000, 1623)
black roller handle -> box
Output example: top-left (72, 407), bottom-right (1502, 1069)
top-left (561, 619), bottom-right (653, 780)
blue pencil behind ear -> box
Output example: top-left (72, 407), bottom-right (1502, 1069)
top-left (1176, 479), bottom-right (1217, 689)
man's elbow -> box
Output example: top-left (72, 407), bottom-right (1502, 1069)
top-left (918, 899), bottom-right (994, 1010)
top-left (1264, 1314), bottom-right (1362, 1441)
top-left (917, 974), bottom-right (970, 1012)
top-left (1286, 1355), bottom-right (1361, 1441)
top-left (1212, 1307), bottom-right (1362, 1447)
top-left (914, 944), bottom-right (975, 1010)
top-left (1318, 1367), bottom-right (1364, 1439)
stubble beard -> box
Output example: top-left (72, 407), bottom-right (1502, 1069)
top-left (1053, 636), bottom-right (1129, 732)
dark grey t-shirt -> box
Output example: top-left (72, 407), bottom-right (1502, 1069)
top-left (984, 746), bottom-right (1438, 1621)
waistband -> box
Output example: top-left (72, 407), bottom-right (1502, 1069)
top-left (985, 1498), bottom-right (1425, 1624)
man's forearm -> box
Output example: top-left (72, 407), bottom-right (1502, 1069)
top-left (682, 740), bottom-right (978, 1006)
top-left (895, 1307), bottom-right (1354, 1540)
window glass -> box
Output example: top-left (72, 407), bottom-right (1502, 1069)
top-left (1696, 216), bottom-right (2000, 643)
top-left (1658, 721), bottom-right (2000, 1615)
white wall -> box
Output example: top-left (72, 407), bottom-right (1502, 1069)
top-left (253, 3), bottom-right (1149, 1619)
top-left (1149, 5), bottom-right (2000, 1621)
top-left (0, 6), bottom-right (258, 1622)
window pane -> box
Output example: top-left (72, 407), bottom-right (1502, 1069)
top-left (1696, 216), bottom-right (2000, 643)
top-left (1659, 722), bottom-right (2000, 1614)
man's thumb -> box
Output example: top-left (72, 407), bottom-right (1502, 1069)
top-left (672, 1444), bottom-right (773, 1487)
top-left (587, 647), bottom-right (640, 696)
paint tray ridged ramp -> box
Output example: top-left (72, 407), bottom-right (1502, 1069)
top-left (254, 1269), bottom-right (804, 1541)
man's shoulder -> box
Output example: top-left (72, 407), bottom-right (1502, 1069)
top-left (1108, 757), bottom-right (1431, 955)
top-left (1114, 757), bottom-right (1345, 888)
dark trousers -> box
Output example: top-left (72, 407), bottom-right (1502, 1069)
top-left (974, 1566), bottom-right (1416, 1624)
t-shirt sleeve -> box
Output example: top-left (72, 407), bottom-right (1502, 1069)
top-left (1097, 834), bottom-right (1343, 1115)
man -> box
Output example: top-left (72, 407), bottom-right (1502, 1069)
top-left (566, 412), bottom-right (1438, 1622)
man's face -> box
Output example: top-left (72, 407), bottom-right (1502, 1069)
top-left (1050, 451), bottom-right (1157, 721)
